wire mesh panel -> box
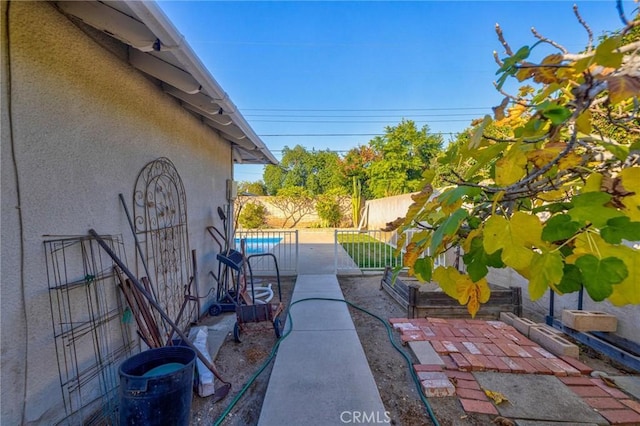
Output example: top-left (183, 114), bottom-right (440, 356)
top-left (133, 157), bottom-right (195, 334)
top-left (45, 235), bottom-right (135, 425)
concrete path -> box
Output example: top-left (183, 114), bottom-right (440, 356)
top-left (258, 231), bottom-right (385, 425)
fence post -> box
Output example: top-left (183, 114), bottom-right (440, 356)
top-left (334, 229), bottom-right (338, 275)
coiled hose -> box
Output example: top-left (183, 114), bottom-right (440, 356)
top-left (213, 297), bottom-right (440, 426)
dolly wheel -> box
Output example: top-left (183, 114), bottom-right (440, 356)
top-left (273, 318), bottom-right (282, 339)
top-left (233, 322), bottom-right (241, 343)
top-left (209, 304), bottom-right (222, 317)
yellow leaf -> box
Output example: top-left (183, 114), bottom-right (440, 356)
top-left (463, 228), bottom-right (483, 252)
top-left (584, 173), bottom-right (603, 193)
top-left (575, 110), bottom-right (592, 134)
top-left (495, 147), bottom-right (527, 186)
top-left (620, 168), bottom-right (640, 221)
top-left (558, 151), bottom-right (583, 170)
top-left (484, 389), bottom-right (509, 405)
top-left (606, 75), bottom-right (640, 105)
top-left (432, 267), bottom-right (491, 317)
top-left (483, 213), bottom-right (544, 270)
top-left (403, 184), bottom-right (434, 226)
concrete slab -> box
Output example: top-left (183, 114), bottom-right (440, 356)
top-left (474, 372), bottom-right (607, 424)
top-left (288, 295), bottom-right (355, 331)
top-left (293, 273), bottom-right (342, 290)
top-left (610, 375), bottom-right (640, 399)
top-left (258, 329), bottom-right (386, 425)
top-left (409, 341), bottom-right (445, 365)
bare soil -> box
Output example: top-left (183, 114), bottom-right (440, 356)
top-left (191, 274), bottom-right (630, 426)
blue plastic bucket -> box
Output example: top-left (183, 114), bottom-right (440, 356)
top-left (119, 346), bottom-right (196, 425)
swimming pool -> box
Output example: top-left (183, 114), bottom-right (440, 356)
top-left (234, 237), bottom-right (283, 255)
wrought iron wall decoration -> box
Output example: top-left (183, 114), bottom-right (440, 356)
top-left (45, 234), bottom-right (135, 425)
top-left (133, 157), bottom-right (197, 334)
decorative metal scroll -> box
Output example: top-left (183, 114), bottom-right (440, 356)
top-left (133, 157), bottom-right (196, 334)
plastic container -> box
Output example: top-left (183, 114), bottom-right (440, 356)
top-left (119, 346), bottom-right (196, 425)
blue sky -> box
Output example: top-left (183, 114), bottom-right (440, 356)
top-left (157, 1), bottom-right (636, 183)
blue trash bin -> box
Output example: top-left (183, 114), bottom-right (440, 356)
top-left (119, 346), bottom-right (196, 425)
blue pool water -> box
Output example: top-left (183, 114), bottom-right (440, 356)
top-left (235, 237), bottom-right (283, 254)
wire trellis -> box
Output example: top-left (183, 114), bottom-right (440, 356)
top-left (45, 234), bottom-right (135, 425)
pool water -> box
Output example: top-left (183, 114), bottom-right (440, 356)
top-left (235, 237), bottom-right (283, 254)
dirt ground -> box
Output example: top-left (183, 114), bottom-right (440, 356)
top-left (190, 274), bottom-right (629, 426)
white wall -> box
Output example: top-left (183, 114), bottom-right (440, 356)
top-left (362, 192), bottom-right (416, 230)
top-left (1, 2), bottom-right (234, 423)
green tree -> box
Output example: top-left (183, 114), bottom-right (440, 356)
top-left (238, 181), bottom-right (267, 196)
top-left (392, 7), bottom-right (640, 316)
top-left (263, 145), bottom-right (343, 195)
top-left (340, 145), bottom-right (379, 199)
top-left (367, 120), bottom-right (444, 198)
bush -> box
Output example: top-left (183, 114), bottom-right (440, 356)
top-left (316, 196), bottom-right (342, 228)
top-left (238, 202), bottom-right (267, 229)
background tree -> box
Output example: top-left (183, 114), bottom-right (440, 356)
top-left (393, 5), bottom-right (640, 316)
top-left (238, 181), bottom-right (267, 196)
top-left (367, 120), bottom-right (443, 198)
top-left (340, 145), bottom-right (379, 199)
top-left (263, 145), bottom-right (343, 195)
top-left (270, 186), bottom-right (316, 228)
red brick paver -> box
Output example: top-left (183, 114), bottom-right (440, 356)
top-left (599, 409), bottom-right (640, 425)
top-left (459, 399), bottom-right (499, 415)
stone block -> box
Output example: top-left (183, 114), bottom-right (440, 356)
top-left (561, 310), bottom-right (617, 332)
top-left (512, 316), bottom-right (537, 337)
top-left (499, 311), bottom-right (517, 326)
top-left (529, 326), bottom-right (579, 358)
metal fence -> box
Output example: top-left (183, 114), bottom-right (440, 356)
top-left (234, 230), bottom-right (298, 275)
top-left (334, 229), bottom-right (447, 273)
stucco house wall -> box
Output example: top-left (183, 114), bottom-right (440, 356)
top-left (1, 2), bottom-right (237, 423)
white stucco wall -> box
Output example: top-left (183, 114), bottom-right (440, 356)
top-left (362, 192), bottom-right (416, 230)
top-left (487, 268), bottom-right (640, 343)
top-left (1, 2), bottom-right (235, 424)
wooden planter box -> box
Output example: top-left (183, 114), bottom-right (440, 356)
top-left (380, 267), bottom-right (522, 319)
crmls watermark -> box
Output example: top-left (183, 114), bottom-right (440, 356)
top-left (340, 411), bottom-right (391, 424)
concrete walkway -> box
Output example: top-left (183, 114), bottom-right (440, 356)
top-left (258, 231), bottom-right (386, 425)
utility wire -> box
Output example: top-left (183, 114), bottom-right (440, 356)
top-left (259, 132), bottom-right (459, 137)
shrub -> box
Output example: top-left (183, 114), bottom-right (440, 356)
top-left (238, 202), bottom-right (267, 229)
top-left (316, 196), bottom-right (342, 228)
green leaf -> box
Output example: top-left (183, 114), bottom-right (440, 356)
top-left (575, 255), bottom-right (628, 301)
top-left (430, 208), bottom-right (468, 253)
top-left (556, 264), bottom-right (583, 294)
top-left (600, 142), bottom-right (629, 162)
top-left (515, 46), bottom-right (531, 60)
top-left (438, 186), bottom-right (482, 206)
top-left (542, 214), bottom-right (581, 242)
top-left (413, 257), bottom-right (432, 282)
top-left (601, 216), bottom-right (640, 244)
top-left (463, 237), bottom-right (504, 282)
top-left (529, 251), bottom-right (564, 300)
top-left (568, 192), bottom-right (623, 227)
top-left (541, 104), bottom-right (572, 125)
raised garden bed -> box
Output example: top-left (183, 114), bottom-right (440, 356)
top-left (380, 266), bottom-right (522, 319)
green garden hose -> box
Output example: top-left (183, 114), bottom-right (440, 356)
top-left (213, 297), bottom-right (440, 426)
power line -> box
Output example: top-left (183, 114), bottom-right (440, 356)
top-left (245, 113), bottom-right (483, 118)
top-left (243, 107), bottom-right (491, 112)
top-left (258, 132), bottom-right (459, 137)
top-left (251, 119), bottom-right (474, 124)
